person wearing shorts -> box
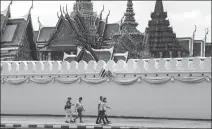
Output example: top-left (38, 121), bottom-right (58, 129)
top-left (64, 97), bottom-right (74, 123)
top-left (73, 97), bottom-right (85, 123)
top-left (96, 96), bottom-right (103, 124)
top-left (102, 97), bottom-right (111, 124)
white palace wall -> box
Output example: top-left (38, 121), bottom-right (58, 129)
top-left (1, 57), bottom-right (211, 119)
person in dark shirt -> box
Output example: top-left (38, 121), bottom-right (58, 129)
top-left (96, 96), bottom-right (103, 124)
top-left (64, 97), bottom-right (74, 123)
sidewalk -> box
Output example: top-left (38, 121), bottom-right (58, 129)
top-left (1, 116), bottom-right (211, 128)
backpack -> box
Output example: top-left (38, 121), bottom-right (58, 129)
top-left (64, 101), bottom-right (71, 110)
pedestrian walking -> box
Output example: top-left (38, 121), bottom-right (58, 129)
top-left (96, 96), bottom-right (103, 124)
top-left (73, 97), bottom-right (85, 123)
top-left (102, 97), bottom-right (111, 124)
top-left (64, 97), bottom-right (74, 123)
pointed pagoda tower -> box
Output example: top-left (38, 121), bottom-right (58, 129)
top-left (145, 0), bottom-right (188, 58)
top-left (113, 0), bottom-right (149, 59)
top-left (120, 0), bottom-right (140, 34)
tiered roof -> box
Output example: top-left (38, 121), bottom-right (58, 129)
top-left (145, 0), bottom-right (188, 58)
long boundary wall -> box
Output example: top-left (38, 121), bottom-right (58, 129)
top-left (1, 57), bottom-right (211, 119)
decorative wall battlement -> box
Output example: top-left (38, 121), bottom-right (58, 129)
top-left (1, 57), bottom-right (211, 75)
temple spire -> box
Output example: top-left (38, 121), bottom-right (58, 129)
top-left (113, 0), bottom-right (147, 59)
top-left (121, 0), bottom-right (140, 33)
top-left (154, 0), bottom-right (164, 13)
top-left (123, 0), bottom-right (137, 25)
top-left (145, 0), bottom-right (188, 58)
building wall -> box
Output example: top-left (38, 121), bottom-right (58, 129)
top-left (1, 80), bottom-right (211, 119)
top-left (1, 57), bottom-right (211, 119)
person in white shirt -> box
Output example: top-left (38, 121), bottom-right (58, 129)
top-left (73, 97), bottom-right (85, 123)
top-left (96, 96), bottom-right (103, 124)
top-left (102, 97), bottom-right (111, 124)
top-left (98, 97), bottom-right (111, 124)
top-left (64, 97), bottom-right (74, 123)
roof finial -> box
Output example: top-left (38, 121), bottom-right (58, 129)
top-left (121, 15), bottom-right (125, 23)
top-left (29, 0), bottom-right (34, 14)
top-left (66, 4), bottom-right (69, 15)
top-left (193, 25), bottom-right (197, 38)
top-left (37, 16), bottom-right (42, 29)
top-left (63, 6), bottom-right (65, 15)
top-left (60, 5), bottom-right (63, 16)
top-left (57, 12), bottom-right (60, 18)
top-left (37, 16), bottom-right (40, 24)
top-left (7, 0), bottom-right (13, 17)
top-left (9, 0), bottom-right (12, 7)
top-left (205, 28), bottom-right (209, 42)
top-left (205, 28), bottom-right (209, 35)
top-left (100, 5), bottom-right (104, 20)
top-left (106, 10), bottom-right (110, 23)
top-left (76, 2), bottom-right (79, 13)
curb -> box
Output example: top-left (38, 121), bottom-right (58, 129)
top-left (2, 114), bottom-right (211, 121)
top-left (0, 123), bottom-right (151, 129)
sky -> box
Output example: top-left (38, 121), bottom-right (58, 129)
top-left (1, 0), bottom-right (211, 42)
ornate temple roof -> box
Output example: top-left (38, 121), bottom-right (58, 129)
top-left (1, 1), bottom-right (37, 61)
top-left (33, 1), bottom-right (135, 62)
top-left (1, 0), bottom-right (211, 61)
top-left (0, 3), bottom-right (35, 46)
top-left (37, 13), bottom-right (80, 51)
top-left (63, 45), bottom-right (128, 63)
top-left (35, 16), bottom-right (56, 49)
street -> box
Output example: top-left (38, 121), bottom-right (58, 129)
top-left (1, 116), bottom-right (211, 128)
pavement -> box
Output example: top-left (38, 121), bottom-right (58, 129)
top-left (0, 116), bottom-right (211, 129)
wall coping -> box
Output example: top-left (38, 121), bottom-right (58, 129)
top-left (1, 57), bottom-right (211, 75)
top-left (1, 57), bottom-right (211, 85)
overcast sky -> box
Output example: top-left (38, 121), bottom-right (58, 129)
top-left (1, 1), bottom-right (211, 42)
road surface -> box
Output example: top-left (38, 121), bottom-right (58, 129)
top-left (1, 116), bottom-right (211, 128)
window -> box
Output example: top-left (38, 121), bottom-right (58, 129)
top-left (1, 24), bottom-right (17, 42)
